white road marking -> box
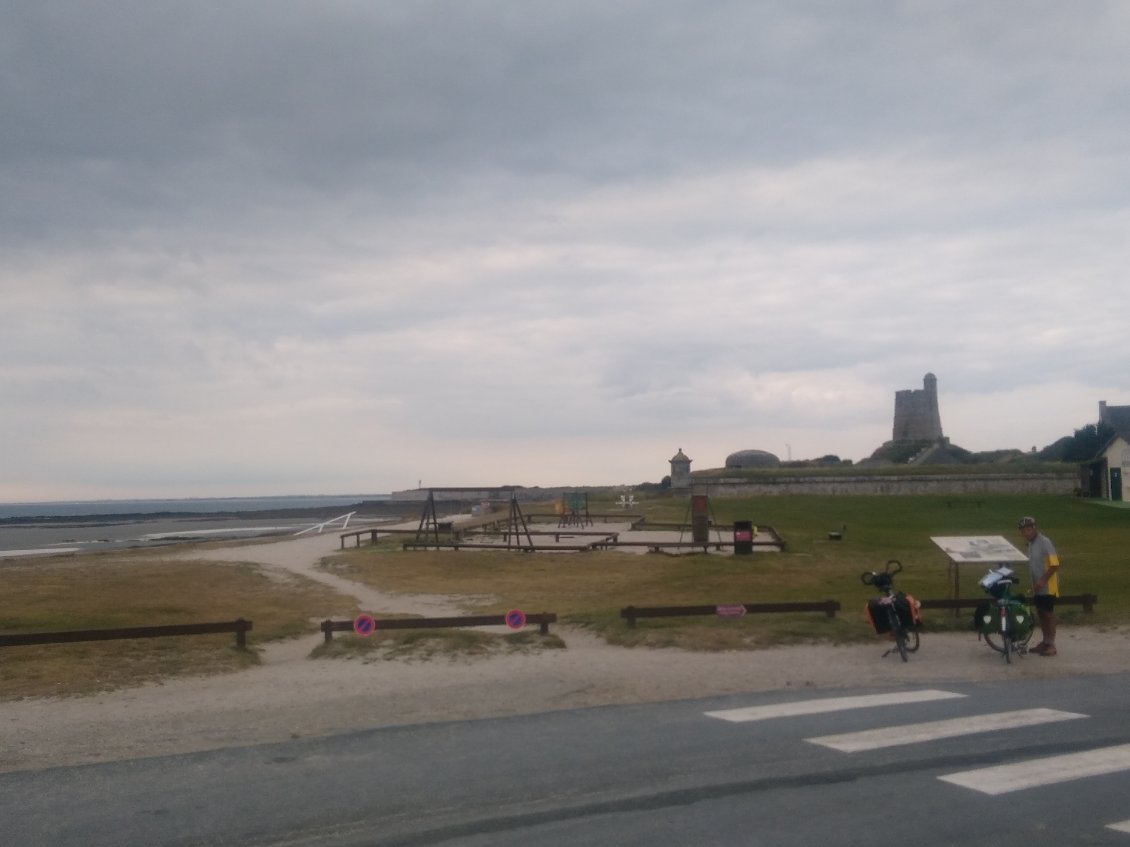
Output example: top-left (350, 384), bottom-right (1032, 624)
top-left (704, 689), bottom-right (966, 723)
top-left (940, 743), bottom-right (1130, 795)
top-left (1107, 819), bottom-right (1130, 834)
top-left (808, 708), bottom-right (1088, 752)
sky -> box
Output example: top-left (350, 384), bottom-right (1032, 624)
top-left (2, 1), bottom-right (1128, 502)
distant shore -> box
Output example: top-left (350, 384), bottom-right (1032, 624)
top-left (0, 499), bottom-right (425, 559)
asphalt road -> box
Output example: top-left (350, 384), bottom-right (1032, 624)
top-left (5, 673), bottom-right (1130, 846)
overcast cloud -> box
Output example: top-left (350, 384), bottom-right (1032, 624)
top-left (2, 1), bottom-right (1127, 501)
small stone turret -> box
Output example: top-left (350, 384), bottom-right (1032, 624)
top-left (669, 448), bottom-right (692, 489)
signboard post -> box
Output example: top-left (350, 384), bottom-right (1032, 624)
top-left (930, 536), bottom-right (1027, 615)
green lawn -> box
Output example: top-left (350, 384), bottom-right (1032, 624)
top-left (327, 492), bottom-right (1130, 649)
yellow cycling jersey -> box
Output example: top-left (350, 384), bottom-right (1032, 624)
top-left (1028, 534), bottom-right (1061, 597)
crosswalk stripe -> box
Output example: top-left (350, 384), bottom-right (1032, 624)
top-left (807, 708), bottom-right (1087, 752)
top-left (704, 689), bottom-right (965, 723)
top-left (1107, 819), bottom-right (1130, 834)
top-left (940, 742), bottom-right (1130, 795)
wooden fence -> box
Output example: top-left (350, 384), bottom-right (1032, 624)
top-left (320, 613), bottom-right (558, 642)
top-left (619, 594), bottom-right (1098, 628)
top-left (0, 619), bottom-right (253, 649)
top-left (620, 601), bottom-right (841, 628)
top-left (917, 594), bottom-right (1098, 614)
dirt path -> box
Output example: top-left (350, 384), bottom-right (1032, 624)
top-left (172, 531), bottom-right (470, 618)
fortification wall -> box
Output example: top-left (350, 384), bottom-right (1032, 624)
top-left (692, 472), bottom-right (1078, 497)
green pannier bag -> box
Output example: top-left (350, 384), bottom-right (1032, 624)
top-left (973, 600), bottom-right (1034, 639)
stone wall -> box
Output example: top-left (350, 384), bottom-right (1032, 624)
top-left (692, 472), bottom-right (1078, 497)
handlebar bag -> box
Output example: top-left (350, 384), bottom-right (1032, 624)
top-left (979, 567), bottom-right (1018, 599)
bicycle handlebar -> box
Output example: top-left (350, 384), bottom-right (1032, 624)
top-left (861, 559), bottom-right (903, 586)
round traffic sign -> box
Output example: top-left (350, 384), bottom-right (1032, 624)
top-left (353, 614), bottom-right (376, 636)
top-left (505, 609), bottom-right (527, 630)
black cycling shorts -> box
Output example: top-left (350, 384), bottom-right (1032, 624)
top-left (1033, 594), bottom-right (1056, 613)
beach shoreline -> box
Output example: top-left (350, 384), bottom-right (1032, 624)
top-left (0, 500), bottom-right (415, 558)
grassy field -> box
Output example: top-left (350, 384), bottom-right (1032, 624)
top-left (327, 492), bottom-right (1130, 648)
top-left (0, 556), bottom-right (354, 699)
top-left (2, 492), bottom-right (1127, 698)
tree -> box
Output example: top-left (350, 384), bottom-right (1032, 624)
top-left (1047, 422), bottom-right (1117, 462)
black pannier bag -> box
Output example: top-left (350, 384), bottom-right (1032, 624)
top-left (866, 593), bottom-right (921, 634)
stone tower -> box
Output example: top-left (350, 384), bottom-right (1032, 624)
top-left (669, 448), bottom-right (691, 489)
top-left (892, 373), bottom-right (944, 443)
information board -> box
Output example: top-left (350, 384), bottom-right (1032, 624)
top-left (930, 536), bottom-right (1026, 563)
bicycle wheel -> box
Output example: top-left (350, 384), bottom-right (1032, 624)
top-left (984, 631), bottom-right (1006, 655)
top-left (985, 611), bottom-right (1033, 659)
top-left (883, 608), bottom-right (908, 662)
top-left (895, 627), bottom-right (909, 662)
top-left (984, 604), bottom-right (1014, 658)
top-left (903, 628), bottom-right (920, 653)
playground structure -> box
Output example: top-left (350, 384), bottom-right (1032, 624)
top-left (293, 512), bottom-right (356, 536)
top-left (414, 487), bottom-right (532, 548)
top-left (337, 488), bottom-right (785, 554)
top-left (557, 492), bottom-right (593, 528)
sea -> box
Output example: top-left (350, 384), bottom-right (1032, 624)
top-left (0, 494), bottom-right (407, 559)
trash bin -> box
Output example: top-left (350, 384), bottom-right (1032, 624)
top-left (733, 520), bottom-right (755, 555)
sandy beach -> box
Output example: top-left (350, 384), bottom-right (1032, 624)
top-left (3, 530), bottom-right (1128, 775)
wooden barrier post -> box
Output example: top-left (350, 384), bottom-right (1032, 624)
top-left (235, 618), bottom-right (250, 649)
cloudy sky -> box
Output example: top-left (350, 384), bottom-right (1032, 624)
top-left (2, 2), bottom-right (1127, 502)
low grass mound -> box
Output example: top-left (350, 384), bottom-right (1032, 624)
top-left (311, 628), bottom-right (566, 662)
top-left (0, 552), bottom-right (356, 699)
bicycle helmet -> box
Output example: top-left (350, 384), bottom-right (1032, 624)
top-left (1017, 516), bottom-right (1037, 529)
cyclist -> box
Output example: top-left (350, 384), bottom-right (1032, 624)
top-left (1018, 516), bottom-right (1061, 657)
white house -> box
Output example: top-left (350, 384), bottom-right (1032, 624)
top-left (1085, 434), bottom-right (1130, 500)
top-left (1083, 402), bottom-right (1130, 500)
